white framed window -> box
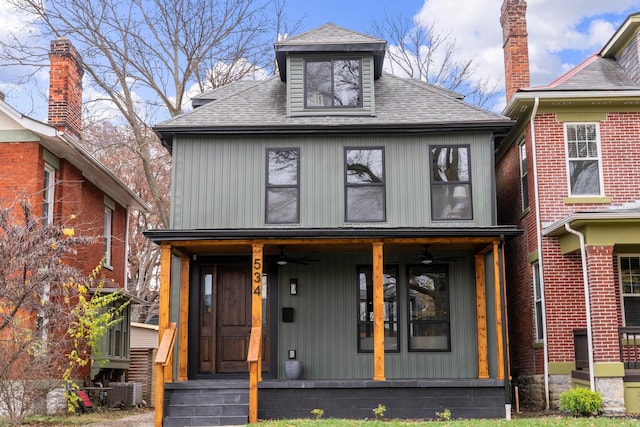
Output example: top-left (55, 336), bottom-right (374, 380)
top-left (564, 123), bottom-right (603, 196)
top-left (519, 140), bottom-right (529, 210)
top-left (104, 197), bottom-right (115, 268)
top-left (42, 163), bottom-right (55, 225)
top-left (619, 255), bottom-right (640, 326)
top-left (533, 262), bottom-right (543, 341)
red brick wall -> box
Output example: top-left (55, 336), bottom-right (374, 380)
top-left (0, 142), bottom-right (45, 216)
top-left (498, 110), bottom-right (640, 375)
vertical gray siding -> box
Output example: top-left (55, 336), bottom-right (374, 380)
top-left (171, 132), bottom-right (497, 229)
top-left (276, 251), bottom-right (486, 380)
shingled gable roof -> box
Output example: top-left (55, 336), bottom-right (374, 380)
top-left (154, 72), bottom-right (513, 149)
top-left (274, 23), bottom-right (387, 81)
top-left (520, 55), bottom-right (638, 92)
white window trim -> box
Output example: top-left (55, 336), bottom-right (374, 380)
top-left (519, 140), bottom-right (528, 210)
top-left (103, 205), bottom-right (113, 268)
top-left (533, 262), bottom-right (543, 342)
top-left (619, 254), bottom-right (640, 327)
top-left (563, 122), bottom-right (605, 197)
top-left (43, 163), bottom-right (55, 225)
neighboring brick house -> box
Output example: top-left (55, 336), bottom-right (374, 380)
top-left (0, 38), bottom-right (146, 382)
top-left (497, 0), bottom-right (640, 414)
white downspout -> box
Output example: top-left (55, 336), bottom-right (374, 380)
top-left (564, 223), bottom-right (595, 391)
top-left (529, 97), bottom-right (551, 409)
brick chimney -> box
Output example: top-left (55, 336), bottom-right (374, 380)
top-left (500, 0), bottom-right (530, 102)
top-left (48, 38), bottom-right (84, 139)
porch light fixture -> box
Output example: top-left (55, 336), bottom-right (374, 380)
top-left (277, 246), bottom-right (288, 266)
top-left (289, 278), bottom-right (298, 295)
top-left (420, 245), bottom-right (433, 265)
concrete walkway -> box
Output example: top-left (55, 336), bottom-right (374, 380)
top-left (82, 411), bottom-right (154, 426)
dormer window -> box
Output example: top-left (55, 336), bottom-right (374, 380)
top-left (305, 58), bottom-right (362, 108)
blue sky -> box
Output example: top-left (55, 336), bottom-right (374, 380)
top-left (0, 0), bottom-right (638, 117)
top-left (285, 0), bottom-right (639, 110)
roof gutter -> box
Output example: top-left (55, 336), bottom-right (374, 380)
top-left (503, 89), bottom-right (640, 116)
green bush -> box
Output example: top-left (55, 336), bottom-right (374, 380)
top-left (558, 387), bottom-right (603, 416)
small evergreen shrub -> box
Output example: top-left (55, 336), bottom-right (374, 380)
top-left (558, 387), bottom-right (603, 417)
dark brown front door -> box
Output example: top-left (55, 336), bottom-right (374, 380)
top-left (198, 264), bottom-right (269, 375)
top-left (216, 266), bottom-right (252, 372)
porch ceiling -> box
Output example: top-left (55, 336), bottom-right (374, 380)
top-left (144, 226), bottom-right (522, 257)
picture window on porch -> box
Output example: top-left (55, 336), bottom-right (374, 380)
top-left (619, 255), bottom-right (640, 326)
top-left (407, 264), bottom-right (450, 351)
top-left (266, 148), bottom-right (299, 224)
top-left (105, 303), bottom-right (129, 359)
top-left (345, 148), bottom-right (385, 222)
top-left (565, 123), bottom-right (603, 196)
top-left (357, 265), bottom-right (399, 353)
top-left (430, 146), bottom-right (472, 220)
top-left (305, 58), bottom-right (362, 108)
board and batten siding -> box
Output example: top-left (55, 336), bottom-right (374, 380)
top-left (287, 55), bottom-right (374, 116)
top-left (276, 251), bottom-right (499, 380)
top-left (171, 133), bottom-right (496, 229)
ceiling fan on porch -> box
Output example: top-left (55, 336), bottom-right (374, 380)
top-left (419, 245), bottom-right (460, 264)
top-left (273, 245), bottom-right (318, 266)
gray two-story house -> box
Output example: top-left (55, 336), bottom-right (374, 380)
top-left (146, 23), bottom-right (520, 426)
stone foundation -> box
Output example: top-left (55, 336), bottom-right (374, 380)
top-left (512, 375), bottom-right (546, 410)
top-left (549, 374), bottom-right (572, 409)
top-left (596, 377), bottom-right (625, 416)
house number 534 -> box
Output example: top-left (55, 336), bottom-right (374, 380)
top-left (253, 258), bottom-right (262, 294)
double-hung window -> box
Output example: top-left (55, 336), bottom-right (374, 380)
top-left (104, 197), bottom-right (114, 268)
top-left (345, 148), bottom-right (385, 222)
top-left (519, 140), bottom-right (529, 210)
top-left (357, 265), bottom-right (399, 352)
top-left (620, 255), bottom-right (640, 326)
top-left (431, 146), bottom-right (472, 220)
top-left (533, 262), bottom-right (543, 341)
top-left (407, 264), bottom-right (450, 351)
top-left (42, 163), bottom-right (55, 225)
top-left (565, 123), bottom-right (603, 196)
top-left (266, 148), bottom-right (299, 224)
top-left (305, 58), bottom-right (362, 108)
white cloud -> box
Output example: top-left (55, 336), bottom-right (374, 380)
top-left (413, 0), bottom-right (638, 108)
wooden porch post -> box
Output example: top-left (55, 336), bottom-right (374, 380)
top-left (155, 243), bottom-right (172, 427)
top-left (493, 241), bottom-right (505, 380)
top-left (178, 256), bottom-right (190, 381)
top-left (372, 242), bottom-right (385, 381)
top-left (475, 254), bottom-right (489, 379)
top-left (249, 243), bottom-right (264, 423)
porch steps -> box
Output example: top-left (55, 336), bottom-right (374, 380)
top-left (163, 380), bottom-right (248, 427)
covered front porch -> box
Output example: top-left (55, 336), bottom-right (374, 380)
top-left (145, 228), bottom-right (519, 425)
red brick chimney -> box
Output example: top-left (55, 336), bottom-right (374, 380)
top-left (500, 0), bottom-right (530, 102)
top-left (48, 37), bottom-right (84, 139)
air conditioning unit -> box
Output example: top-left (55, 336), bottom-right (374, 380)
top-left (107, 382), bottom-right (143, 408)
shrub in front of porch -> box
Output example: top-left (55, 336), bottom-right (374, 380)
top-left (559, 387), bottom-right (603, 417)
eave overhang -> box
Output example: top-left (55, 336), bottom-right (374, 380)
top-left (154, 120), bottom-right (515, 151)
top-left (274, 42), bottom-right (387, 82)
top-left (600, 13), bottom-right (640, 58)
top-left (498, 89), bottom-right (640, 154)
top-left (542, 210), bottom-right (640, 254)
top-left (0, 100), bottom-right (148, 212)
